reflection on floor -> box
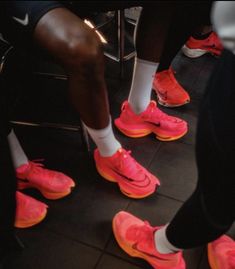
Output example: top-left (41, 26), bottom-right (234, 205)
top-left (3, 50), bottom-right (234, 269)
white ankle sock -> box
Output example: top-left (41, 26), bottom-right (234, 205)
top-left (84, 118), bottom-right (121, 157)
top-left (154, 225), bottom-right (182, 254)
top-left (128, 58), bottom-right (159, 114)
top-left (7, 130), bottom-right (29, 169)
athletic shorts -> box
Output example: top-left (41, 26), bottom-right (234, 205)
top-left (0, 1), bottom-right (142, 48)
top-left (0, 1), bottom-right (64, 47)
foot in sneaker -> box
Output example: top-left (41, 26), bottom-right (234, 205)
top-left (113, 211), bottom-right (185, 269)
top-left (115, 100), bottom-right (187, 141)
top-left (94, 148), bottom-right (160, 198)
top-left (15, 191), bottom-right (48, 228)
top-left (208, 235), bottom-right (235, 269)
top-left (182, 31), bottom-right (223, 58)
top-left (153, 67), bottom-right (190, 107)
top-left (16, 161), bottom-right (75, 200)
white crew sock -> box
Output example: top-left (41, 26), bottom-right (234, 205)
top-left (84, 118), bottom-right (121, 157)
top-left (128, 58), bottom-right (159, 114)
top-left (7, 130), bottom-right (29, 169)
top-left (154, 225), bottom-right (182, 254)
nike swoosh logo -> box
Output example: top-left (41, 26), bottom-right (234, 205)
top-left (143, 120), bottom-right (161, 127)
top-left (132, 242), bottom-right (171, 261)
top-left (112, 168), bottom-right (152, 187)
top-left (12, 14), bottom-right (29, 26)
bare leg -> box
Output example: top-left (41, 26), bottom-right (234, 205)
top-left (34, 8), bottom-right (109, 129)
top-left (32, 7), bottom-right (160, 199)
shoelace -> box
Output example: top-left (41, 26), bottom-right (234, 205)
top-left (23, 160), bottom-right (56, 178)
top-left (117, 149), bottom-right (148, 181)
top-left (148, 102), bottom-right (178, 122)
top-left (128, 221), bottom-right (153, 242)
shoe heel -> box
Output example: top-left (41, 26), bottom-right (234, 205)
top-left (95, 165), bottom-right (117, 183)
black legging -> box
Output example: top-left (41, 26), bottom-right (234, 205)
top-left (166, 49), bottom-right (235, 248)
top-left (0, 93), bottom-right (17, 256)
top-left (157, 2), bottom-right (213, 72)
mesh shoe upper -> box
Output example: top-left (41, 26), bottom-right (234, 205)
top-left (16, 161), bottom-right (75, 193)
top-left (94, 148), bottom-right (160, 198)
top-left (113, 211), bottom-right (185, 269)
top-left (153, 67), bottom-right (190, 107)
top-left (115, 100), bottom-right (187, 140)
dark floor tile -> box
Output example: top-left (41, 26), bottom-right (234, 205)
top-left (198, 251), bottom-right (211, 269)
top-left (189, 54), bottom-right (217, 99)
top-left (2, 229), bottom-right (101, 269)
top-left (149, 142), bottom-right (197, 201)
top-left (37, 163), bottom-right (130, 249)
top-left (184, 247), bottom-right (205, 269)
top-left (172, 51), bottom-right (211, 98)
top-left (96, 254), bottom-right (143, 269)
top-left (115, 130), bottom-right (162, 168)
top-left (227, 223), bottom-right (235, 238)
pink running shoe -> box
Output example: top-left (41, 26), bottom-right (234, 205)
top-left (182, 31), bottom-right (223, 58)
top-left (208, 235), bottom-right (235, 269)
top-left (16, 161), bottom-right (75, 200)
top-left (94, 148), bottom-right (160, 199)
top-left (15, 191), bottom-right (48, 228)
top-left (113, 211), bottom-right (185, 269)
top-left (115, 100), bottom-right (188, 141)
top-left (153, 67), bottom-right (190, 107)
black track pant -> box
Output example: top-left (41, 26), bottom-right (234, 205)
top-left (166, 49), bottom-right (235, 248)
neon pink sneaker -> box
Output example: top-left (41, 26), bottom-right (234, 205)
top-left (15, 191), bottom-right (48, 228)
top-left (153, 67), bottom-right (190, 107)
top-left (182, 31), bottom-right (223, 58)
top-left (16, 161), bottom-right (75, 200)
top-left (115, 101), bottom-right (187, 141)
top-left (113, 211), bottom-right (185, 269)
top-left (208, 235), bottom-right (235, 269)
top-left (94, 148), bottom-right (160, 199)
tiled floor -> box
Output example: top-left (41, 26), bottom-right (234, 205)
top-left (2, 48), bottom-right (234, 269)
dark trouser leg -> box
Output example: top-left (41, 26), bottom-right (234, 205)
top-left (157, 2), bottom-right (213, 72)
top-left (0, 100), bottom-right (17, 258)
top-left (165, 49), bottom-right (235, 248)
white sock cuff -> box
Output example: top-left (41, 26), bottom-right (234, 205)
top-left (154, 225), bottom-right (182, 254)
top-left (136, 57), bottom-right (159, 67)
top-left (83, 117), bottom-right (113, 137)
top-left (83, 117), bottom-right (121, 157)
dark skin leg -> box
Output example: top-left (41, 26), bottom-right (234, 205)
top-left (135, 4), bottom-right (174, 62)
top-left (32, 5), bottom-right (179, 130)
top-left (33, 8), bottom-right (109, 129)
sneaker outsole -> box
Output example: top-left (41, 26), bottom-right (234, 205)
top-left (15, 210), bottom-right (47, 228)
top-left (95, 164), bottom-right (155, 199)
top-left (18, 181), bottom-right (75, 200)
top-left (115, 118), bottom-right (187, 141)
top-left (157, 98), bottom-right (190, 108)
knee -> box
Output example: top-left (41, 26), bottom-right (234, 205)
top-left (62, 28), bottom-right (104, 72)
